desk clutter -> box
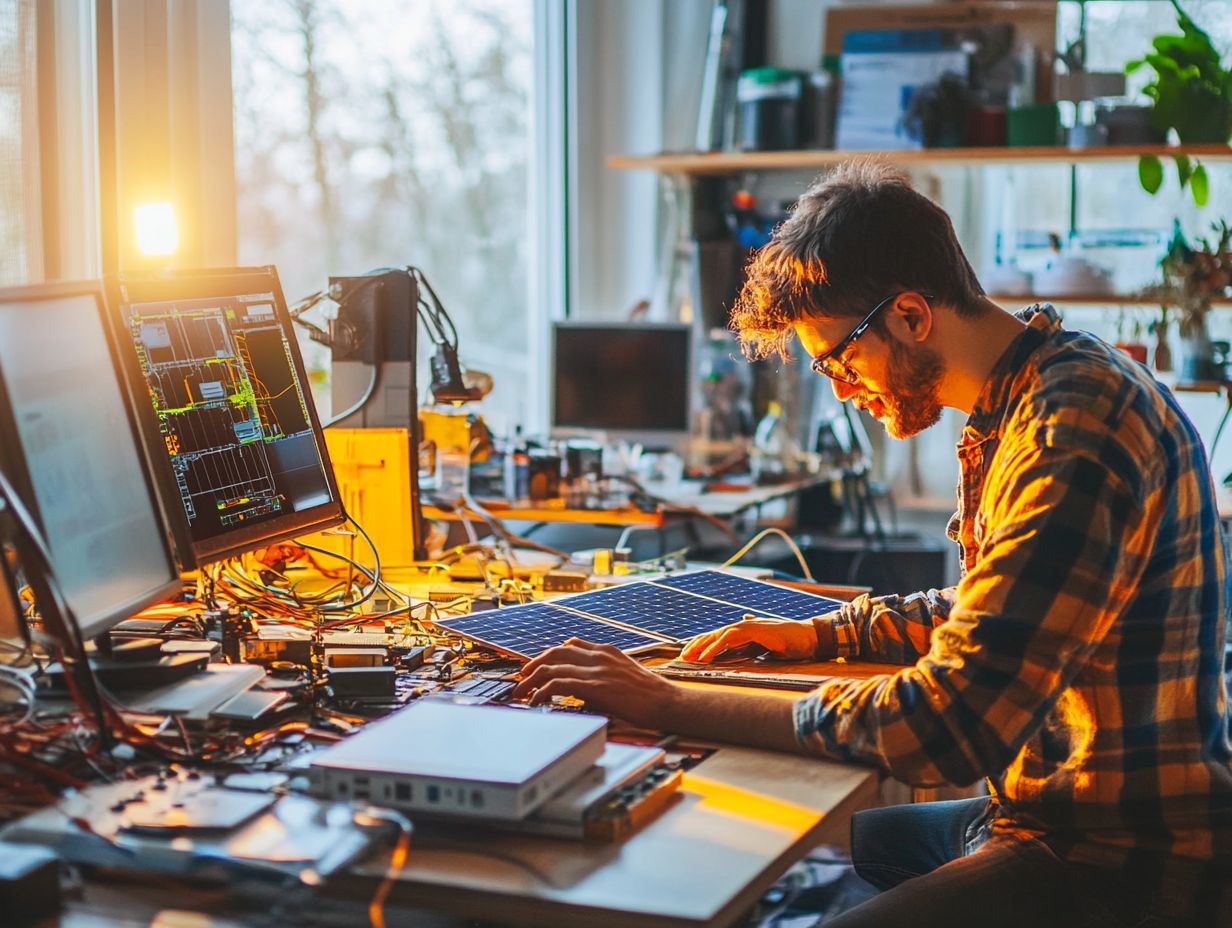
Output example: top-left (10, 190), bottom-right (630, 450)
top-left (0, 266), bottom-right (856, 924)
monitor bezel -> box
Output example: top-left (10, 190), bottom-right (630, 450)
top-left (106, 266), bottom-right (345, 564)
top-left (0, 280), bottom-right (190, 639)
top-left (550, 320), bottom-right (694, 442)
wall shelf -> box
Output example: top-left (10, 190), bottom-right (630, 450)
top-left (608, 144), bottom-right (1232, 176)
top-left (987, 294), bottom-right (1232, 308)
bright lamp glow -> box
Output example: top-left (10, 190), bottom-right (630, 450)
top-left (134, 202), bottom-right (178, 257)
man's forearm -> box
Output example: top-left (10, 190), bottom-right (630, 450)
top-left (660, 685), bottom-right (802, 753)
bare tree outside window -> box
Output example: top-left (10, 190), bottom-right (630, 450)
top-left (0, 0), bottom-right (40, 286)
top-left (231, 0), bottom-right (533, 431)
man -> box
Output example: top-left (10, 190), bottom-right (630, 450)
top-left (513, 161), bottom-right (1231, 926)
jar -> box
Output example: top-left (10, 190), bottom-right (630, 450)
top-left (737, 67), bottom-right (803, 151)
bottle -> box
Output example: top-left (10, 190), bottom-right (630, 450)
top-left (751, 400), bottom-right (785, 484)
top-left (503, 426), bottom-right (530, 500)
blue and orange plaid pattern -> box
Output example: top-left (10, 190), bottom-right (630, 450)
top-left (795, 305), bottom-right (1231, 907)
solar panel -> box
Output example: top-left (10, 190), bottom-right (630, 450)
top-left (652, 570), bottom-right (845, 620)
top-left (555, 582), bottom-right (775, 642)
top-left (433, 602), bottom-right (666, 659)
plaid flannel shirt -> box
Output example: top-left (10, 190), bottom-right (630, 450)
top-left (795, 305), bottom-right (1232, 888)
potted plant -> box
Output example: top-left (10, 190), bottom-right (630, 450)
top-left (1126, 0), bottom-right (1232, 206)
top-left (1143, 219), bottom-right (1232, 381)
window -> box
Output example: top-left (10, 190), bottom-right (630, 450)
top-left (0, 0), bottom-right (41, 285)
top-left (231, 0), bottom-right (536, 432)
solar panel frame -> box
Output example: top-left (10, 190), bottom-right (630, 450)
top-left (651, 570), bottom-right (845, 620)
top-left (432, 602), bottom-right (668, 660)
top-left (433, 570), bottom-right (849, 663)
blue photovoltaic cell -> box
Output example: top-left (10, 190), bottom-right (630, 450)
top-left (433, 602), bottom-right (664, 659)
top-left (652, 570), bottom-right (844, 620)
top-left (554, 582), bottom-right (774, 641)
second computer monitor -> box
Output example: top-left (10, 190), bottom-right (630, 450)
top-left (111, 267), bottom-right (344, 563)
top-left (551, 322), bottom-right (691, 443)
top-left (0, 282), bottom-right (187, 641)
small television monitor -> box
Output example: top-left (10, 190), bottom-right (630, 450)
top-left (551, 322), bottom-right (692, 443)
top-left (0, 281), bottom-right (189, 641)
top-left (109, 267), bottom-right (344, 563)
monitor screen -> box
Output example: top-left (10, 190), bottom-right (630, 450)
top-left (0, 282), bottom-right (186, 641)
top-left (552, 323), bottom-right (691, 434)
top-left (111, 267), bottom-right (344, 563)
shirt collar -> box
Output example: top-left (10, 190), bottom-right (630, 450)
top-left (961, 303), bottom-right (1060, 444)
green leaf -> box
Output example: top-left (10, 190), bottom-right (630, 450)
top-left (1125, 58), bottom-right (1145, 75)
top-left (1191, 164), bottom-right (1209, 206)
top-left (1139, 155), bottom-right (1164, 194)
top-left (1174, 153), bottom-right (1192, 188)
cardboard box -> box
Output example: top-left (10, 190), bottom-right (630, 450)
top-left (824, 2), bottom-right (1056, 103)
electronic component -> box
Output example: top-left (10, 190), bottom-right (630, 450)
top-left (241, 625), bottom-right (312, 665)
top-left (211, 687), bottom-right (289, 722)
top-left (3, 770), bottom-right (389, 880)
top-left (423, 675), bottom-right (516, 704)
top-left (328, 665), bottom-right (396, 698)
top-left (324, 647), bottom-right (388, 668)
top-left (308, 701), bottom-right (607, 821)
top-left (539, 570), bottom-right (589, 593)
top-left (525, 743), bottom-right (681, 841)
top-left (653, 667), bottom-right (833, 691)
top-left (110, 267), bottom-right (344, 564)
top-left (0, 841), bottom-right (60, 922)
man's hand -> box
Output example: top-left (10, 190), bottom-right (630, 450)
top-left (680, 615), bottom-right (821, 663)
top-left (512, 639), bottom-right (681, 729)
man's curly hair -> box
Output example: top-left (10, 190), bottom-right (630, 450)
top-left (728, 160), bottom-right (985, 360)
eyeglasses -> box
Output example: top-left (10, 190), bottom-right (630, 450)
top-left (808, 292), bottom-right (932, 384)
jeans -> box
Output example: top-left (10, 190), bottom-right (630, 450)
top-left (826, 798), bottom-right (1215, 928)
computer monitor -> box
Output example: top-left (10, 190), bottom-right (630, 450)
top-left (0, 282), bottom-right (189, 641)
top-left (109, 267), bottom-right (344, 563)
top-left (551, 322), bottom-right (692, 444)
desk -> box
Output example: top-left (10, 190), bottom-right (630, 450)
top-left (337, 742), bottom-right (877, 928)
top-left (49, 742), bottom-right (877, 928)
top-left (422, 475), bottom-right (829, 531)
top-left (49, 670), bottom-right (887, 928)
top-left (423, 473), bottom-right (827, 561)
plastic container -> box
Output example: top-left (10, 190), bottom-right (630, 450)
top-left (804, 69), bottom-right (836, 149)
top-left (737, 67), bottom-right (803, 151)
top-left (436, 450), bottom-right (469, 503)
top-left (751, 400), bottom-right (787, 483)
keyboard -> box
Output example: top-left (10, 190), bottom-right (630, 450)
top-left (427, 675), bottom-right (517, 703)
top-left (652, 667), bottom-right (830, 691)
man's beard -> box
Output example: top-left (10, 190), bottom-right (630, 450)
top-left (880, 338), bottom-right (945, 439)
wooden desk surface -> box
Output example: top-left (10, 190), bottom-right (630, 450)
top-left (338, 742), bottom-right (878, 928)
top-left (421, 474), bottom-right (829, 529)
top-left (51, 737), bottom-right (878, 928)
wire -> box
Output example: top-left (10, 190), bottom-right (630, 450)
top-left (322, 363), bottom-right (379, 428)
top-left (352, 806), bottom-right (413, 928)
top-left (0, 467), bottom-right (112, 747)
top-left (1211, 397), bottom-right (1232, 462)
top-left (0, 665), bottom-right (36, 728)
top-left (722, 527), bottom-right (814, 581)
top-left (408, 267), bottom-right (458, 349)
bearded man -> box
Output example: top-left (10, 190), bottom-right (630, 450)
top-left (514, 161), bottom-right (1231, 926)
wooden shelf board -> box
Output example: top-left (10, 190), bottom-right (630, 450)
top-left (988, 294), bottom-right (1232, 308)
top-left (608, 144), bottom-right (1232, 175)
